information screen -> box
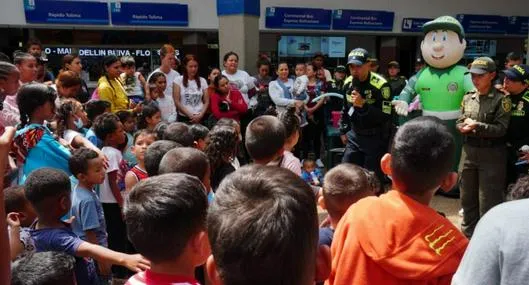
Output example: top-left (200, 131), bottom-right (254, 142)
top-left (278, 36), bottom-right (346, 58)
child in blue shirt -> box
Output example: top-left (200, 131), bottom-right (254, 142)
top-left (68, 148), bottom-right (107, 245)
top-left (301, 158), bottom-right (324, 186)
top-left (84, 100), bottom-right (111, 149)
top-left (25, 168), bottom-right (150, 285)
top-left (12, 83), bottom-right (71, 183)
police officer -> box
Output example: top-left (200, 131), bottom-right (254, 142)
top-left (457, 57), bottom-right (511, 238)
top-left (340, 48), bottom-right (392, 184)
top-left (386, 61), bottom-right (408, 126)
top-left (386, 61), bottom-right (407, 98)
top-left (504, 64), bottom-right (529, 184)
top-left (325, 65), bottom-right (348, 111)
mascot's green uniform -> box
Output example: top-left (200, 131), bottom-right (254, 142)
top-left (393, 16), bottom-right (475, 196)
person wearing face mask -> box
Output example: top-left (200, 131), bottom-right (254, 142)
top-left (55, 99), bottom-right (100, 152)
top-left (62, 54), bottom-right (90, 103)
top-left (457, 57), bottom-right (511, 238)
top-left (0, 61), bottom-right (21, 129)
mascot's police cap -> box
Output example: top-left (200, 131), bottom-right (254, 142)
top-left (347, 48), bottom-right (370, 65)
top-left (422, 16), bottom-right (465, 38)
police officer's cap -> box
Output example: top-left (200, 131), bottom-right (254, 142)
top-left (335, 65), bottom-right (347, 73)
top-left (347, 48), bottom-right (370, 66)
top-left (422, 16), bottom-right (465, 38)
top-left (504, 64), bottom-right (529, 85)
top-left (388, 61), bottom-right (400, 68)
top-left (468, 57), bottom-right (496, 75)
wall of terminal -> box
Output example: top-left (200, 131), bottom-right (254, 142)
top-left (0, 0), bottom-right (527, 33)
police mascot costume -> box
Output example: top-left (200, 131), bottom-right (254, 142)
top-left (392, 16), bottom-right (474, 196)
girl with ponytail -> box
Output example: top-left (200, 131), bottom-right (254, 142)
top-left (13, 83), bottom-right (71, 182)
top-left (277, 106), bottom-right (302, 176)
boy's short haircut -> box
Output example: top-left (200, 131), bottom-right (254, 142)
top-left (189, 124), bottom-right (209, 142)
top-left (153, 121), bottom-right (168, 140)
top-left (163, 122), bottom-right (194, 147)
top-left (133, 129), bottom-right (157, 144)
top-left (85, 100), bottom-right (111, 123)
top-left (245, 115), bottom-right (286, 161)
top-left (124, 173), bottom-right (208, 263)
top-left (120, 56), bottom-right (136, 67)
top-left (11, 251), bottom-right (76, 285)
top-left (303, 158), bottom-right (316, 169)
top-left (93, 113), bottom-right (120, 141)
top-left (208, 165), bottom-right (318, 285)
top-left (323, 164), bottom-right (374, 219)
top-left (25, 168), bottom-right (71, 213)
top-left (144, 140), bottom-right (181, 176)
top-left (69, 148), bottom-right (99, 177)
top-left (159, 147), bottom-right (210, 180)
top-left (116, 110), bottom-right (134, 124)
top-left (507, 175), bottom-right (529, 201)
top-left (391, 116), bottom-right (455, 194)
top-left (4, 186), bottom-right (26, 214)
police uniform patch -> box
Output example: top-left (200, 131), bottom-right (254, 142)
top-left (382, 87), bottom-right (391, 99)
top-left (447, 82), bottom-right (459, 93)
top-left (502, 98), bottom-right (512, 112)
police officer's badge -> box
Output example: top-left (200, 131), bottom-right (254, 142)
top-left (447, 82), bottom-right (459, 93)
top-left (502, 98), bottom-right (512, 112)
top-left (382, 87), bottom-right (391, 99)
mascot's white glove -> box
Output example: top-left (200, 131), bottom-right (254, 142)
top-left (392, 100), bottom-right (409, 116)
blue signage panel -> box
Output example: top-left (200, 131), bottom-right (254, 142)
top-left (402, 18), bottom-right (432, 32)
top-left (110, 2), bottom-right (188, 26)
top-left (217, 0), bottom-right (260, 16)
top-left (332, 10), bottom-right (394, 31)
top-left (456, 14), bottom-right (508, 34)
top-left (23, 0), bottom-right (109, 25)
top-left (265, 7), bottom-right (332, 30)
top-left (507, 16), bottom-right (529, 35)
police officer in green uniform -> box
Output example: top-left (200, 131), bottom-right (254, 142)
top-left (504, 64), bottom-right (529, 184)
top-left (340, 48), bottom-right (392, 184)
top-left (385, 61), bottom-right (408, 126)
top-left (386, 61), bottom-right (407, 98)
top-left (457, 57), bottom-right (511, 238)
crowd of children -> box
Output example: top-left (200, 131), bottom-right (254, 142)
top-left (3, 47), bottom-right (529, 285)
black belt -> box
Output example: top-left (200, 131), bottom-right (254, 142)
top-left (353, 126), bottom-right (381, 136)
top-left (464, 137), bottom-right (505, 148)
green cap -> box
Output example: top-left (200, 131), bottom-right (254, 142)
top-left (422, 16), bottom-right (465, 38)
top-left (469, 57), bottom-right (496, 74)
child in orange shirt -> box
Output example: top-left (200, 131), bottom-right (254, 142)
top-left (328, 117), bottom-right (468, 285)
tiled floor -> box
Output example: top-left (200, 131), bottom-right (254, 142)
top-left (430, 194), bottom-right (462, 228)
top-left (318, 194), bottom-right (463, 228)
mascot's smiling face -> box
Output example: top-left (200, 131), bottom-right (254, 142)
top-left (421, 29), bottom-right (466, 69)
